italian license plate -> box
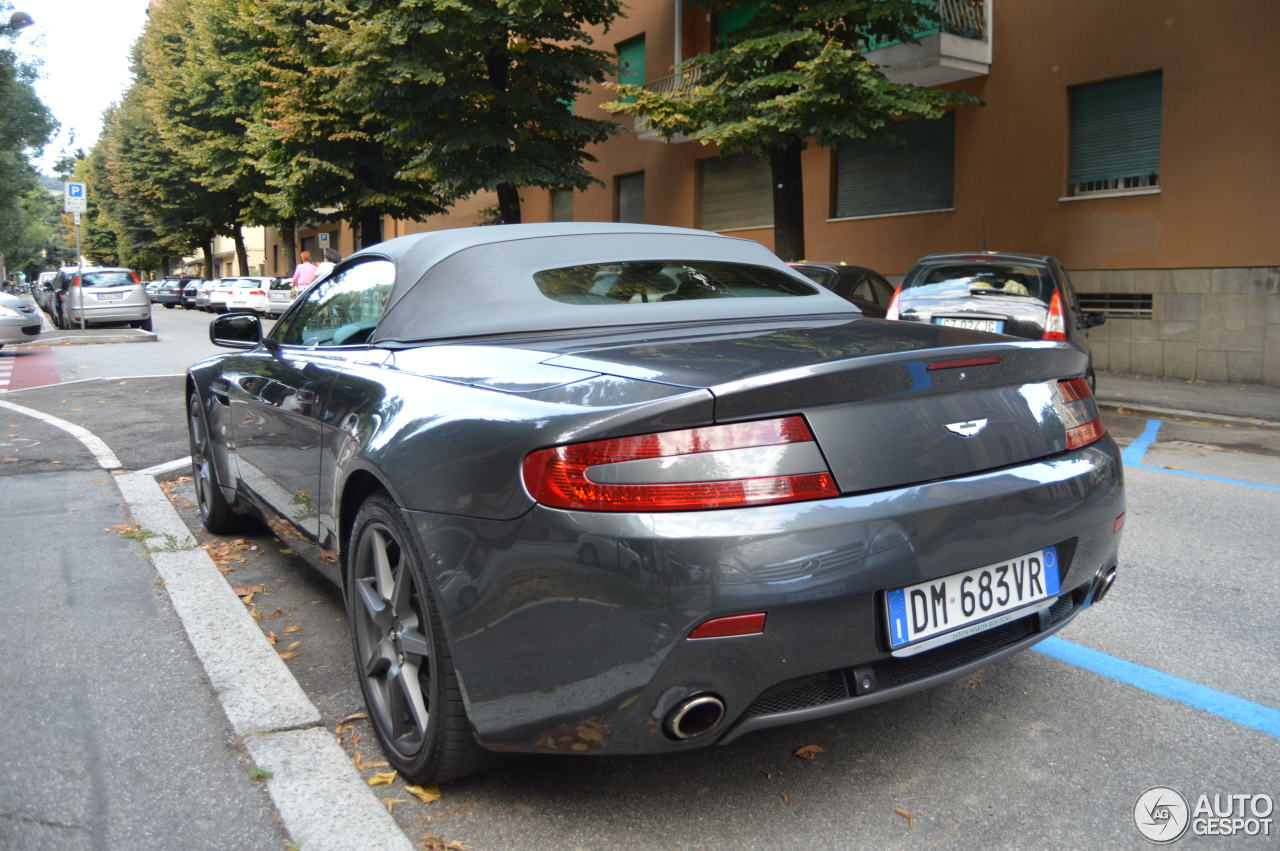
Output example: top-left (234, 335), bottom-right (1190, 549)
top-left (936, 316), bottom-right (1002, 333)
top-left (97, 292), bottom-right (126, 300)
top-left (885, 546), bottom-right (1060, 651)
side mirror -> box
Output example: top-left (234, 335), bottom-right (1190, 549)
top-left (210, 312), bottom-right (263, 349)
top-left (1083, 311), bottom-right (1107, 329)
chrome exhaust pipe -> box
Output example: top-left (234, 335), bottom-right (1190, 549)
top-left (1092, 567), bottom-right (1117, 604)
top-left (664, 694), bottom-right (726, 741)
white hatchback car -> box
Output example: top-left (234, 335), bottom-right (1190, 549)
top-left (0, 291), bottom-right (43, 349)
top-left (223, 277), bottom-right (277, 315)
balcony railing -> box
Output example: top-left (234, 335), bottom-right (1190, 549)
top-left (642, 64), bottom-right (708, 95)
top-left (866, 0), bottom-right (987, 50)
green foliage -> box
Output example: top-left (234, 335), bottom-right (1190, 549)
top-left (609, 0), bottom-right (977, 152)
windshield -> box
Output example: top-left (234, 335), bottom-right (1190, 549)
top-left (534, 260), bottom-right (817, 305)
top-left (80, 271), bottom-right (136, 288)
top-left (903, 261), bottom-right (1052, 304)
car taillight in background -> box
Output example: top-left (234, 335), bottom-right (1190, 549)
top-left (885, 286), bottom-right (902, 320)
top-left (522, 416), bottom-right (838, 511)
top-left (1054, 378), bottom-right (1105, 450)
top-left (249, 290), bottom-right (266, 296)
top-left (1043, 290), bottom-right (1067, 341)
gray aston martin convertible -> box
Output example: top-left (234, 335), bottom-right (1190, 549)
top-left (187, 223), bottom-right (1124, 783)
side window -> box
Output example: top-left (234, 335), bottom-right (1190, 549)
top-left (867, 274), bottom-right (894, 306)
top-left (273, 259), bottom-right (395, 347)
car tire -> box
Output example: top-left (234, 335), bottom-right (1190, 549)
top-left (347, 492), bottom-right (491, 784)
top-left (141, 317), bottom-right (154, 332)
top-left (187, 393), bottom-right (251, 534)
top-left (164, 303), bottom-right (175, 309)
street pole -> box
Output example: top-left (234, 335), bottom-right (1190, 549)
top-left (74, 212), bottom-right (84, 330)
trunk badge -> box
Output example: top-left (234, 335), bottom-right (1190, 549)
top-left (945, 418), bottom-right (988, 438)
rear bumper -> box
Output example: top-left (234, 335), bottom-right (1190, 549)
top-left (405, 437), bottom-right (1125, 755)
top-left (65, 303), bottom-right (149, 323)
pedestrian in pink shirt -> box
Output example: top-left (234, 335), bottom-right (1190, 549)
top-left (291, 250), bottom-right (317, 296)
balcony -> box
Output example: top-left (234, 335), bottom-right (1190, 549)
top-left (633, 66), bottom-right (707, 143)
top-left (864, 0), bottom-right (992, 86)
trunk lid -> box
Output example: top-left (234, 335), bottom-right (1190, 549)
top-left (538, 317), bottom-right (1092, 494)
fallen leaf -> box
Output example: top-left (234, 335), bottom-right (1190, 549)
top-left (968, 679), bottom-right (982, 688)
top-left (7, 433), bottom-right (17, 438)
top-left (240, 592), bottom-right (256, 605)
top-left (279, 547), bottom-right (295, 555)
top-left (336, 711), bottom-right (369, 728)
top-left (382, 797), bottom-right (406, 813)
top-left (249, 606), bottom-right (262, 620)
top-left (265, 631), bottom-right (277, 645)
top-left (780, 792), bottom-right (791, 803)
top-left (406, 784), bottom-right (441, 805)
top-left (0, 458), bottom-right (17, 463)
top-left (232, 584), bottom-right (265, 597)
top-left (793, 745), bottom-right (825, 760)
top-left (353, 753), bottom-right (389, 771)
top-left (367, 771), bottom-right (397, 786)
top-left (277, 650), bottom-right (302, 660)
top-left (282, 625), bottom-right (301, 633)
top-left (351, 732), bottom-right (362, 744)
top-left (266, 608), bottom-right (283, 619)
top-left (49, 460), bottom-right (61, 464)
top-left (420, 837), bottom-right (469, 851)
top-left (895, 807), bottom-right (914, 828)
top-left (90, 478), bottom-right (105, 483)
top-left (110, 470), bottom-right (126, 475)
top-left (285, 641), bottom-right (301, 651)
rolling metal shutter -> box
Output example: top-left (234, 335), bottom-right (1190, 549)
top-left (617, 173), bottom-right (645, 223)
top-left (1069, 71), bottom-right (1162, 188)
top-left (835, 112), bottom-right (955, 218)
top-left (699, 154), bottom-right (773, 232)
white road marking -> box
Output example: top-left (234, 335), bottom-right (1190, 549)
top-left (136, 455), bottom-right (193, 477)
top-left (0, 398), bottom-right (122, 468)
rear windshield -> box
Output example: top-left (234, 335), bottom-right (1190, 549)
top-left (790, 265), bottom-right (837, 289)
top-left (533, 260), bottom-right (817, 305)
top-left (80, 271), bottom-right (135, 288)
top-left (904, 261), bottom-right (1052, 304)
top-left (270, 278), bottom-right (292, 291)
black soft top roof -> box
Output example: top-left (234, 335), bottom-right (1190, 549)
top-left (343, 223), bottom-right (856, 344)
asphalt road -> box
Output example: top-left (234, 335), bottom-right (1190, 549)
top-left (0, 309), bottom-right (1276, 848)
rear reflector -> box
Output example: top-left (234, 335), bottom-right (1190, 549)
top-left (688, 612), bottom-right (767, 639)
top-left (249, 290), bottom-right (266, 296)
top-left (522, 416), bottom-right (838, 512)
top-left (927, 356), bottom-right (1001, 371)
top-left (1114, 512), bottom-right (1126, 533)
top-left (1054, 378), bottom-right (1106, 450)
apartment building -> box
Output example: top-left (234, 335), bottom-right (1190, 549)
top-left (269, 0), bottom-right (1280, 386)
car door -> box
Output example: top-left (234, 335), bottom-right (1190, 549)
top-left (224, 258), bottom-right (395, 579)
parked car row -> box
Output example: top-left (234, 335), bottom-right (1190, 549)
top-left (137, 275), bottom-right (296, 317)
top-left (32, 266), bottom-right (152, 331)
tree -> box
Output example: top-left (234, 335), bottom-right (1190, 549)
top-left (609, 0), bottom-right (980, 260)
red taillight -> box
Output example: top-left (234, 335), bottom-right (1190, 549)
top-left (522, 416), bottom-right (838, 512)
top-left (1054, 378), bottom-right (1106, 450)
top-left (885, 286), bottom-right (902, 320)
top-left (688, 612), bottom-right (767, 639)
top-left (927, 356), bottom-right (1001, 371)
top-left (1043, 290), bottom-right (1067, 341)
top-left (131, 271), bottom-right (140, 284)
top-left (249, 290), bottom-right (266, 296)
top-left (72, 275), bottom-right (81, 288)
top-left (1113, 512), bottom-right (1126, 533)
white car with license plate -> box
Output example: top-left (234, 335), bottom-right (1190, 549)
top-left (0, 291), bottom-right (43, 348)
top-left (223, 277), bottom-right (277, 315)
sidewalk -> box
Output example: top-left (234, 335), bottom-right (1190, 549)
top-left (14, 294), bottom-right (157, 346)
top-left (1094, 370), bottom-right (1279, 427)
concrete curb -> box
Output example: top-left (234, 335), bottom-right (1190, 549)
top-left (1096, 400), bottom-right (1280, 430)
top-left (14, 330), bottom-right (158, 347)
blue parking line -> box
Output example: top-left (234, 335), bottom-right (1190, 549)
top-left (1033, 636), bottom-right (1280, 740)
top-left (1128, 463), bottom-right (1280, 492)
top-left (1121, 418), bottom-right (1163, 465)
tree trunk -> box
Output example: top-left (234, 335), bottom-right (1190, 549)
top-left (496, 184), bottom-right (522, 224)
top-left (357, 208), bottom-right (383, 249)
top-left (281, 222), bottom-right (297, 274)
top-left (232, 223), bottom-right (249, 275)
top-left (769, 141), bottom-right (806, 262)
top-left (200, 235), bottom-right (214, 280)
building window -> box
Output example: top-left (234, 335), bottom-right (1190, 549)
top-left (834, 112), bottom-right (955, 218)
top-left (1069, 71), bottom-right (1162, 196)
top-left (551, 189), bottom-right (574, 222)
top-left (617, 35), bottom-right (646, 102)
top-left (616, 172), bottom-right (645, 223)
top-left (699, 154), bottom-right (773, 232)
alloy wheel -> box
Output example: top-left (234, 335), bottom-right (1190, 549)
top-left (352, 523), bottom-right (433, 756)
top-left (187, 397), bottom-right (215, 522)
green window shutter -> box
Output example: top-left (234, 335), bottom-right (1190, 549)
top-left (551, 189), bottom-right (573, 222)
top-left (699, 154), bottom-right (773, 232)
top-left (835, 112), bottom-right (955, 218)
top-left (1069, 71), bottom-right (1162, 187)
top-left (617, 36), bottom-right (646, 102)
top-left (617, 173), bottom-right (645, 223)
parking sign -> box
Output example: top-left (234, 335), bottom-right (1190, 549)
top-left (64, 182), bottom-right (87, 213)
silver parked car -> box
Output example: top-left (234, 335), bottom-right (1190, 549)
top-left (0, 290), bottom-right (42, 349)
top-left (195, 279), bottom-right (221, 312)
top-left (52, 266), bottom-right (152, 331)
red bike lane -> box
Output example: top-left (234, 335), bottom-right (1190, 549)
top-left (0, 347), bottom-right (63, 392)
